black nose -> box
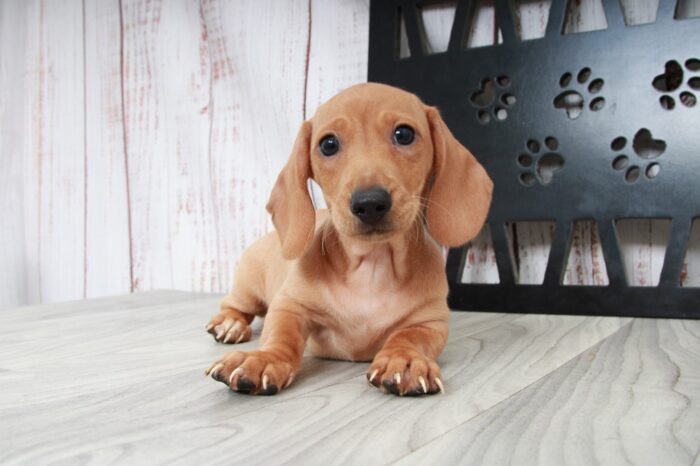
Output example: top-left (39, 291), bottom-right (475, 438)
top-left (350, 187), bottom-right (392, 225)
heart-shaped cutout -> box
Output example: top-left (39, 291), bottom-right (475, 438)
top-left (652, 60), bottom-right (683, 92)
top-left (470, 79), bottom-right (496, 108)
top-left (536, 153), bottom-right (565, 185)
top-left (553, 90), bottom-right (583, 120)
top-left (633, 129), bottom-right (666, 160)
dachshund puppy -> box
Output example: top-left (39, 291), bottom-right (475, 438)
top-left (205, 83), bottom-right (493, 396)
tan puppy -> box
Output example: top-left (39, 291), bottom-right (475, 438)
top-left (204, 83), bottom-right (493, 396)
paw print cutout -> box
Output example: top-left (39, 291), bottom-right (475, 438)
top-left (553, 68), bottom-right (605, 119)
top-left (609, 128), bottom-right (666, 183)
top-left (653, 58), bottom-right (699, 110)
top-left (469, 75), bottom-right (516, 124)
top-left (517, 136), bottom-right (565, 187)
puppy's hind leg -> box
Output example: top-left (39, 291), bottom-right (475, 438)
top-left (206, 253), bottom-right (266, 345)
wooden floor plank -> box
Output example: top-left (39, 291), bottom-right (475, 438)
top-left (396, 319), bottom-right (700, 466)
top-left (219, 313), bottom-right (630, 466)
top-left (0, 291), bottom-right (631, 464)
top-left (0, 291), bottom-right (519, 464)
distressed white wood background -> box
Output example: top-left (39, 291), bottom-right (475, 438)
top-left (0, 0), bottom-right (698, 310)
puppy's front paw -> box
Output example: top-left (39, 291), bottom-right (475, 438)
top-left (367, 349), bottom-right (444, 396)
top-left (204, 350), bottom-right (295, 396)
top-left (205, 313), bottom-right (252, 344)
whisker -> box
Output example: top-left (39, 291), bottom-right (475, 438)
top-left (410, 194), bottom-right (456, 224)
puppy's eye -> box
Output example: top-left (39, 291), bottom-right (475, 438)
top-left (393, 125), bottom-right (415, 145)
top-left (319, 135), bottom-right (340, 156)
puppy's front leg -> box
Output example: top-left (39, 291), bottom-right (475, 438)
top-left (206, 300), bottom-right (309, 395)
top-left (367, 319), bottom-right (448, 396)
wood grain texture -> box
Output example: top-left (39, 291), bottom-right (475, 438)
top-left (563, 0), bottom-right (609, 33)
top-left (0, 1), bottom-right (30, 310)
top-left (84, 0), bottom-right (132, 298)
top-left (677, 0), bottom-right (700, 17)
top-left (121, 0), bottom-right (220, 292)
top-left (203, 0), bottom-right (310, 289)
top-left (22, 0), bottom-right (86, 305)
top-left (563, 220), bottom-right (610, 286)
top-left (513, 0), bottom-right (550, 40)
top-left (466, 0), bottom-right (498, 48)
top-left (513, 221), bottom-right (555, 284)
top-left (682, 218), bottom-right (700, 287)
top-left (421, 1), bottom-right (457, 53)
top-left (0, 291), bottom-right (638, 464)
top-left (617, 219), bottom-right (672, 287)
top-left (305, 0), bottom-right (369, 117)
top-left (397, 318), bottom-right (700, 466)
top-left (461, 225), bottom-right (500, 284)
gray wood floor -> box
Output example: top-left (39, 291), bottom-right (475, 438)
top-left (0, 291), bottom-right (698, 465)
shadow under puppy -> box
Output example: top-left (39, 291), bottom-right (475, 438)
top-left (205, 83), bottom-right (493, 396)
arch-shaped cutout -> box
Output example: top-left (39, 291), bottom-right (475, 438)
top-left (396, 7), bottom-right (411, 59)
top-left (676, 0), bottom-right (700, 19)
top-left (511, 0), bottom-right (552, 40)
top-left (460, 224), bottom-right (500, 284)
top-left (464, 0), bottom-right (504, 48)
top-left (506, 221), bottom-right (556, 285)
top-left (563, 220), bottom-right (609, 286)
top-left (681, 218), bottom-right (700, 287)
top-left (620, 0), bottom-right (659, 26)
top-left (418, 1), bottom-right (457, 54)
top-left (616, 219), bottom-right (672, 286)
top-left (562, 0), bottom-right (608, 34)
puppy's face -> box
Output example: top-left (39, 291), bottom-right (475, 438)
top-left (309, 84), bottom-right (434, 241)
top-left (267, 82), bottom-right (492, 260)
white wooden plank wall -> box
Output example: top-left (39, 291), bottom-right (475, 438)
top-left (21, 0), bottom-right (86, 306)
top-left (84, 0), bottom-right (132, 298)
top-left (0, 0), bottom-right (698, 310)
top-left (0, 1), bottom-right (29, 307)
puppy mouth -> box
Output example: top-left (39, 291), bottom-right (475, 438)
top-left (357, 224), bottom-right (393, 236)
top-left (345, 205), bottom-right (419, 240)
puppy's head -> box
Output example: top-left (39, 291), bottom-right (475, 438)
top-left (267, 83), bottom-right (493, 259)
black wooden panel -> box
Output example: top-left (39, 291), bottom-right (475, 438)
top-left (368, 0), bottom-right (700, 318)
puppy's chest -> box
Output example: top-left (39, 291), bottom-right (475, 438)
top-left (322, 267), bottom-right (410, 331)
top-left (308, 255), bottom-right (417, 360)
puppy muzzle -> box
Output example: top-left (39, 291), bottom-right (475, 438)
top-left (350, 187), bottom-right (392, 225)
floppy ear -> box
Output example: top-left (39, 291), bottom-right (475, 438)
top-left (424, 106), bottom-right (494, 247)
top-left (266, 121), bottom-right (315, 259)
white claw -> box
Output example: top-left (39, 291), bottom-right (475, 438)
top-left (210, 363), bottom-right (224, 379)
top-left (368, 369), bottom-right (378, 385)
top-left (235, 331), bottom-right (247, 344)
top-left (418, 376), bottom-right (428, 394)
top-left (216, 318), bottom-right (235, 340)
top-left (205, 323), bottom-right (214, 332)
top-left (394, 372), bottom-right (401, 385)
top-left (284, 372), bottom-right (296, 389)
top-left (435, 377), bottom-right (445, 394)
top-left (204, 361), bottom-right (218, 376)
top-left (223, 322), bottom-right (244, 343)
top-left (262, 374), bottom-right (269, 391)
top-left (228, 367), bottom-right (243, 384)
